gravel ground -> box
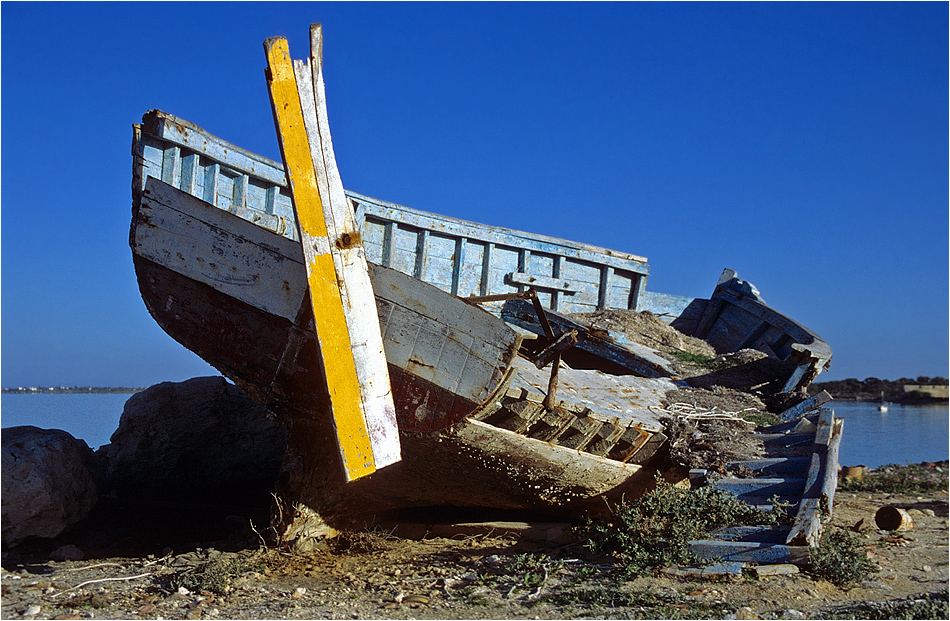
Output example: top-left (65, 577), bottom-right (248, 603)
top-left (2, 485), bottom-right (946, 620)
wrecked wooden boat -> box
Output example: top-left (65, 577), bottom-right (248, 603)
top-left (131, 109), bottom-right (841, 551)
top-left (135, 111), bottom-right (831, 399)
top-left (131, 111), bottom-right (675, 534)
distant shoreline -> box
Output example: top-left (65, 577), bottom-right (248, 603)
top-left (829, 396), bottom-right (948, 404)
top-left (1, 387), bottom-right (144, 395)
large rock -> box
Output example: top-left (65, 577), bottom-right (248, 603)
top-left (2, 427), bottom-right (101, 547)
top-left (104, 376), bottom-right (287, 503)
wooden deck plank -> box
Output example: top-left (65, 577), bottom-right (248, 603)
top-left (726, 457), bottom-right (811, 476)
top-left (779, 391), bottom-right (833, 422)
top-left (713, 477), bottom-right (807, 498)
top-left (689, 540), bottom-right (809, 564)
top-left (501, 299), bottom-right (675, 378)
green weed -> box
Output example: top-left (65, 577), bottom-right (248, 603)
top-left (168, 556), bottom-right (264, 595)
top-left (580, 477), bottom-right (788, 576)
top-left (505, 553), bottom-right (560, 590)
top-left (839, 462), bottom-right (948, 495)
top-left (541, 587), bottom-right (735, 619)
top-left (741, 410), bottom-right (781, 426)
top-left (808, 529), bottom-right (878, 587)
top-left (820, 592), bottom-right (948, 619)
top-left (669, 351), bottom-right (717, 366)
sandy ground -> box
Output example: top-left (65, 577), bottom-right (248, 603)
top-left (2, 486), bottom-right (946, 620)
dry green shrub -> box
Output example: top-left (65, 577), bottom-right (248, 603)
top-left (839, 462), bottom-right (947, 495)
top-left (808, 528), bottom-right (878, 587)
top-left (581, 477), bottom-right (788, 576)
top-left (169, 556), bottom-right (264, 595)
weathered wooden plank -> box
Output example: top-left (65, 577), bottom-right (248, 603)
top-left (781, 363), bottom-right (811, 393)
top-left (453, 419), bottom-right (645, 498)
top-left (143, 110), bottom-right (289, 186)
top-left (736, 497), bottom-right (800, 514)
top-left (713, 286), bottom-right (833, 362)
top-left (785, 410), bottom-right (840, 546)
top-left (554, 415), bottom-right (604, 451)
top-left (636, 290), bottom-right (699, 321)
top-left (689, 540), bottom-right (809, 564)
top-left (713, 477), bottom-right (807, 499)
top-left (265, 31), bottom-right (398, 481)
top-left (501, 299), bottom-right (675, 378)
top-left (180, 152), bottom-right (199, 195)
top-left (760, 415), bottom-right (819, 434)
top-left (508, 357), bottom-right (669, 432)
top-left (708, 525), bottom-right (792, 543)
top-left (348, 192), bottom-right (649, 272)
top-left (508, 271), bottom-right (577, 293)
top-left (375, 271), bottom-right (519, 406)
top-left (161, 144), bottom-right (180, 186)
top-left (664, 562), bottom-right (746, 577)
top-left (786, 498), bottom-right (821, 547)
top-left (726, 457), bottom-right (811, 476)
top-left (138, 176), bottom-right (520, 424)
top-left (822, 418), bottom-right (842, 517)
top-left (813, 406), bottom-right (835, 447)
top-left (300, 25), bottom-right (402, 471)
top-left (751, 432), bottom-right (815, 446)
top-left (142, 112), bottom-right (653, 315)
top-left (138, 178), bottom-right (306, 321)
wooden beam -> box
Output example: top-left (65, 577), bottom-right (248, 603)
top-left (264, 29), bottom-right (399, 482)
top-left (779, 390), bottom-right (833, 421)
top-left (689, 540), bottom-right (809, 565)
top-left (786, 409), bottom-right (839, 546)
top-left (501, 299), bottom-right (675, 378)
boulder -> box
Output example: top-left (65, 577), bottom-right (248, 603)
top-left (2, 427), bottom-right (101, 547)
top-left (103, 376), bottom-right (287, 503)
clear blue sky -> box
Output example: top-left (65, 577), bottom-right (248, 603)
top-left (2, 2), bottom-right (947, 388)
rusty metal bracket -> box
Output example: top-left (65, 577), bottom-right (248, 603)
top-left (468, 289), bottom-right (575, 410)
top-left (534, 329), bottom-right (579, 369)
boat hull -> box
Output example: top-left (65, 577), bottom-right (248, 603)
top-left (131, 177), bottom-right (659, 527)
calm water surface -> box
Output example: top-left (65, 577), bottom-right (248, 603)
top-left (829, 400), bottom-right (948, 468)
top-left (1, 393), bottom-right (133, 450)
top-left (2, 394), bottom-right (947, 467)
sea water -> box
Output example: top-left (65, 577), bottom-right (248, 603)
top-left (829, 400), bottom-right (949, 469)
top-left (1, 393), bottom-right (947, 467)
top-left (1, 393), bottom-right (133, 450)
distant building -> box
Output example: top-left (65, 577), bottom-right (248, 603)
top-left (903, 385), bottom-right (949, 399)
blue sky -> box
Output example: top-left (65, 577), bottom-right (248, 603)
top-left (2, 2), bottom-right (947, 388)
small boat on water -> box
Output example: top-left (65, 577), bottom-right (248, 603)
top-left (130, 109), bottom-right (836, 543)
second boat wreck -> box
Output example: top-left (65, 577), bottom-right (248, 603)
top-left (128, 29), bottom-right (839, 556)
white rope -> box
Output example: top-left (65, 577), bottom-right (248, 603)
top-left (649, 402), bottom-right (756, 423)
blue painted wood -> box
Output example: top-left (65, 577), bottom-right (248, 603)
top-left (760, 415), bottom-right (819, 434)
top-left (781, 364), bottom-right (811, 393)
top-left (689, 540), bottom-right (808, 564)
top-left (752, 432), bottom-right (815, 446)
top-left (135, 110), bottom-right (651, 316)
top-left (500, 299), bottom-right (675, 378)
top-left (181, 153), bottom-right (199, 195)
top-left (713, 477), bottom-right (806, 499)
top-left (726, 457), bottom-right (811, 476)
top-left (636, 290), bottom-right (697, 321)
top-left (708, 525), bottom-right (792, 544)
top-left (132, 107), bottom-right (830, 384)
top-left (666, 562), bottom-right (746, 577)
